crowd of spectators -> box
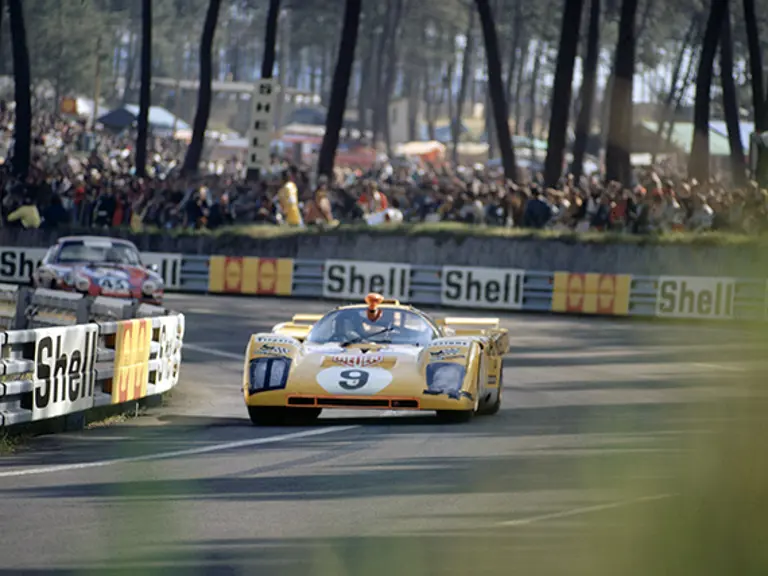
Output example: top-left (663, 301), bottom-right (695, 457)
top-left (0, 104), bottom-right (766, 235)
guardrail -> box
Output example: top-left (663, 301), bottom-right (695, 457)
top-left (1, 246), bottom-right (766, 321)
top-left (0, 284), bottom-right (185, 428)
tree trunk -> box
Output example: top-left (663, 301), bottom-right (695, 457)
top-left (381, 0), bottom-right (406, 156)
top-left (571, 0), bottom-right (600, 180)
top-left (528, 42), bottom-right (544, 138)
top-left (487, 90), bottom-right (496, 159)
top-left (8, 0), bottom-right (30, 180)
top-left (453, 5), bottom-right (476, 165)
top-left (651, 17), bottom-right (698, 163)
top-left (513, 40), bottom-right (529, 133)
top-left (505, 0), bottom-right (522, 105)
top-left (544, 0), bottom-right (586, 187)
top-left (666, 45), bottom-right (700, 147)
top-left (122, 27), bottom-right (137, 105)
top-left (475, 0), bottom-right (517, 180)
top-left (182, 0), bottom-right (221, 177)
top-left (317, 0), bottom-right (362, 178)
top-left (635, 0), bottom-right (654, 38)
top-left (719, 8), bottom-right (746, 185)
top-left (135, 0), bottom-right (152, 179)
top-left (407, 70), bottom-right (421, 141)
top-left (372, 1), bottom-right (395, 147)
top-left (230, 38), bottom-right (241, 81)
top-left (689, 0), bottom-right (729, 184)
top-left (424, 48), bottom-right (436, 140)
top-left (604, 0), bottom-right (638, 185)
top-left (262, 0), bottom-right (281, 79)
top-left (357, 33), bottom-right (374, 137)
top-left (743, 0), bottom-right (765, 130)
top-left (446, 61), bottom-right (455, 131)
top-left (0, 0), bottom-right (4, 75)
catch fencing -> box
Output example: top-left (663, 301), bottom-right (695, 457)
top-left (0, 246), bottom-right (766, 322)
top-left (0, 283), bottom-right (185, 428)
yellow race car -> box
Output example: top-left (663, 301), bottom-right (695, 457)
top-left (242, 293), bottom-right (509, 425)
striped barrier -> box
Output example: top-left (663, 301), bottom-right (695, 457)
top-left (0, 285), bottom-right (185, 428)
top-left (1, 246), bottom-right (766, 321)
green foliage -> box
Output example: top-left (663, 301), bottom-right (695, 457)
top-left (23, 0), bottom-right (112, 98)
top-left (115, 222), bottom-right (768, 247)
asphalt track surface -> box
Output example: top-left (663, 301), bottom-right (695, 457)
top-left (0, 294), bottom-right (761, 575)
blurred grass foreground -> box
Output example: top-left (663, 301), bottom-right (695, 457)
top-left (573, 322), bottom-right (768, 576)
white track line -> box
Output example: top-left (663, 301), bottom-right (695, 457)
top-left (0, 425), bottom-right (358, 479)
top-left (498, 493), bottom-right (675, 527)
top-left (690, 363), bottom-right (747, 373)
top-left (183, 343), bottom-right (243, 361)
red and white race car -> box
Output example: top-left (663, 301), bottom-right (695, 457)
top-left (32, 236), bottom-right (164, 304)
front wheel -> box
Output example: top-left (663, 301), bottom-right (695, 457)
top-left (436, 409), bottom-right (474, 424)
top-left (285, 408), bottom-right (322, 426)
top-left (477, 365), bottom-right (503, 416)
top-left (248, 406), bottom-right (288, 426)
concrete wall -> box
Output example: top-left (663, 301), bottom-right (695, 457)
top-left (3, 229), bottom-right (767, 278)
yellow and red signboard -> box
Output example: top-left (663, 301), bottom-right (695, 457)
top-left (551, 272), bottom-right (631, 316)
top-left (60, 97), bottom-right (77, 115)
top-left (112, 318), bottom-right (152, 404)
top-left (208, 256), bottom-right (293, 296)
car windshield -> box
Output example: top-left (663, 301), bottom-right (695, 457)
top-left (55, 241), bottom-right (142, 266)
top-left (306, 308), bottom-right (439, 346)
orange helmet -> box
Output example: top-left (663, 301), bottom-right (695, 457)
top-left (365, 293), bottom-right (384, 322)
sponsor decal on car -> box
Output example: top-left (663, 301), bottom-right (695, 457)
top-left (428, 338), bottom-right (473, 348)
top-left (255, 344), bottom-right (292, 356)
top-left (329, 354), bottom-right (384, 368)
top-left (428, 348), bottom-right (464, 361)
top-left (255, 335), bottom-right (299, 345)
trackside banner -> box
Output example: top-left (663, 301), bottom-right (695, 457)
top-left (441, 266), bottom-right (524, 310)
top-left (655, 276), bottom-right (736, 319)
top-left (322, 260), bottom-right (411, 301)
top-left (32, 324), bottom-right (98, 420)
top-left (0, 247), bottom-right (46, 283)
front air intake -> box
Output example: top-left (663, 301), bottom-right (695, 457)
top-left (287, 396), bottom-right (420, 409)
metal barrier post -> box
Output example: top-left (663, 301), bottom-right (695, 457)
top-left (14, 287), bottom-right (30, 330)
top-left (76, 297), bottom-right (91, 325)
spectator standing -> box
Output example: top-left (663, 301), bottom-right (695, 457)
top-left (7, 195), bottom-right (41, 229)
top-left (41, 194), bottom-right (68, 229)
top-left (277, 168), bottom-right (303, 227)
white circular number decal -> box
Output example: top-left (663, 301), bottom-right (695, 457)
top-left (316, 367), bottom-right (393, 395)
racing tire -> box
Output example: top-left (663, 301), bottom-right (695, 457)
top-left (247, 407), bottom-right (288, 426)
top-left (284, 408), bottom-right (323, 426)
top-left (477, 365), bottom-right (503, 416)
top-left (436, 388), bottom-right (479, 424)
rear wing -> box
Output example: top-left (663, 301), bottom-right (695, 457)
top-left (437, 317), bottom-right (500, 335)
top-left (270, 313), bottom-right (323, 342)
top-left (436, 317), bottom-right (509, 355)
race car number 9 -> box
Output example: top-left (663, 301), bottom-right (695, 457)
top-left (316, 367), bottom-right (393, 395)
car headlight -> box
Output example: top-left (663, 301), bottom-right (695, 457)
top-left (74, 274), bottom-right (90, 292)
top-left (248, 357), bottom-right (291, 394)
top-left (142, 280), bottom-right (159, 294)
top-left (425, 362), bottom-right (466, 395)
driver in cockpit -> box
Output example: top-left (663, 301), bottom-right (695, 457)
top-left (332, 313), bottom-right (366, 342)
top-left (105, 247), bottom-right (123, 263)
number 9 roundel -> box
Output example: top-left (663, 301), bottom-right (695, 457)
top-left (316, 367), bottom-right (393, 395)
